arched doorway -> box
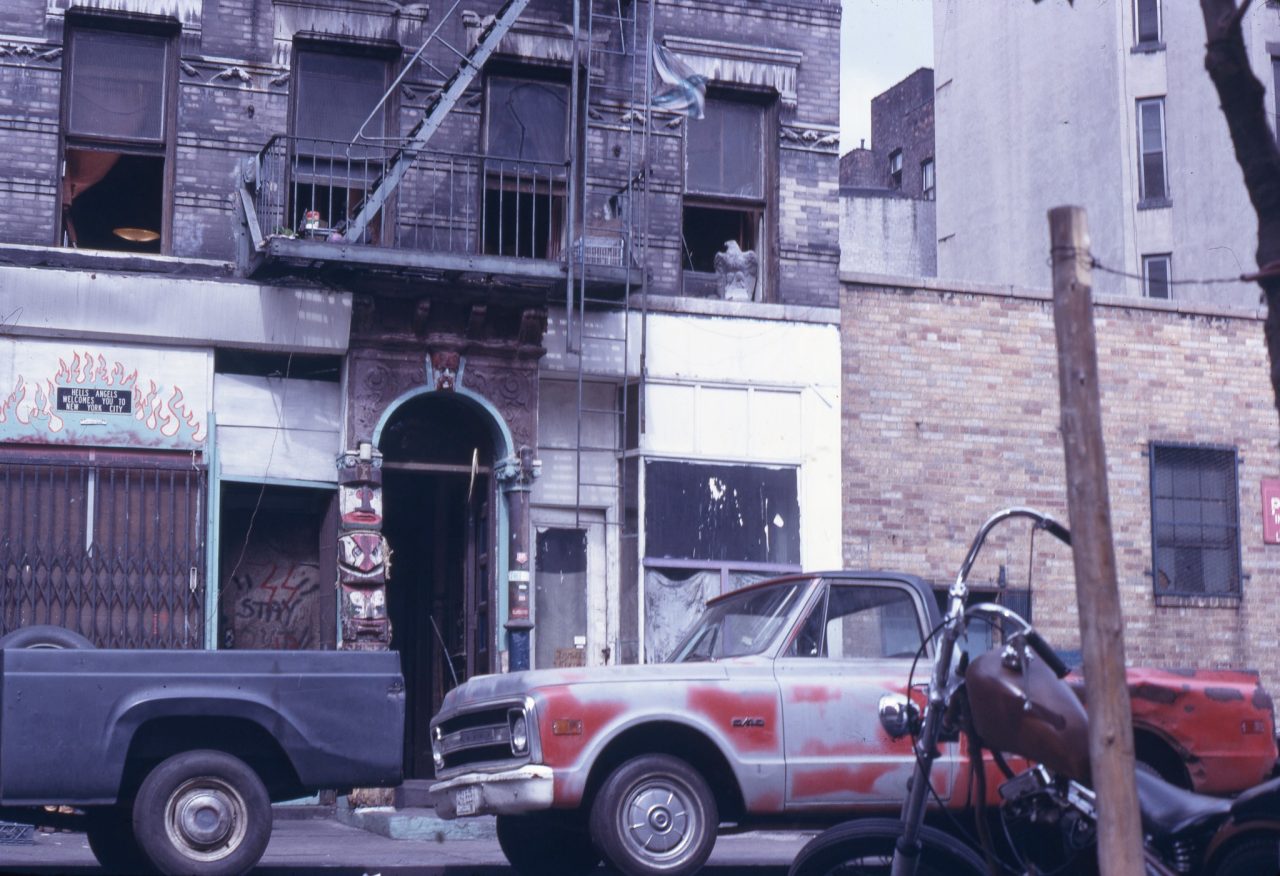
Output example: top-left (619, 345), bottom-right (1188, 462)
top-left (377, 392), bottom-right (502, 778)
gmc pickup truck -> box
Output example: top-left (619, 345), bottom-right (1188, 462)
top-left (428, 571), bottom-right (1277, 876)
top-left (0, 625), bottom-right (405, 876)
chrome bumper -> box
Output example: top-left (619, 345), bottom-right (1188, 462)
top-left (428, 765), bottom-right (555, 818)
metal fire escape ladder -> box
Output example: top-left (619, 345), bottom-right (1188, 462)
top-left (343, 0), bottom-right (533, 243)
top-left (570, 0), bottom-right (654, 536)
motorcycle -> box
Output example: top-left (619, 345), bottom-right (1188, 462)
top-left (788, 507), bottom-right (1280, 876)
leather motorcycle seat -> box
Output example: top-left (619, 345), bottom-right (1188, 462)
top-left (1135, 769), bottom-right (1231, 836)
top-left (1228, 773), bottom-right (1280, 821)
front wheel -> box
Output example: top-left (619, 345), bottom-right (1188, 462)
top-left (788, 818), bottom-right (987, 876)
top-left (589, 753), bottom-right (718, 876)
top-left (496, 811), bottom-right (601, 876)
top-left (132, 750), bottom-right (272, 876)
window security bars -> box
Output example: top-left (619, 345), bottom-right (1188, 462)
top-left (1150, 443), bottom-right (1241, 598)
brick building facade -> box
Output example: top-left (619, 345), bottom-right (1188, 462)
top-left (842, 272), bottom-right (1280, 688)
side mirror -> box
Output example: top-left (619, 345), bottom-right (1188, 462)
top-left (878, 692), bottom-right (921, 739)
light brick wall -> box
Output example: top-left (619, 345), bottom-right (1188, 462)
top-left (842, 275), bottom-right (1280, 689)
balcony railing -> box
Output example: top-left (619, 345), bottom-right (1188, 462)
top-left (248, 135), bottom-right (627, 267)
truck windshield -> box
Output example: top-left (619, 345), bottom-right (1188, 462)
top-left (666, 581), bottom-right (807, 662)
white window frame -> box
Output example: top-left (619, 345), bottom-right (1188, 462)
top-left (1134, 0), bottom-right (1161, 45)
top-left (1142, 253), bottom-right (1171, 299)
top-left (921, 158), bottom-right (935, 201)
top-left (888, 149), bottom-right (903, 188)
top-left (1136, 97), bottom-right (1168, 203)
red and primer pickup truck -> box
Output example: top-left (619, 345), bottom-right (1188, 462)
top-left (427, 571), bottom-right (1277, 876)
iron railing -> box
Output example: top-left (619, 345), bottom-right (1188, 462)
top-left (250, 135), bottom-right (585, 261)
top-left (0, 456), bottom-right (206, 648)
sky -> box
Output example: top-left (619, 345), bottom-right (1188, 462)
top-left (840, 0), bottom-right (933, 152)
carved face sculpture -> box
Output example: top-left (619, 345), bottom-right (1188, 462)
top-left (338, 531), bottom-right (389, 583)
top-left (340, 584), bottom-right (390, 645)
top-left (339, 484), bottom-right (383, 528)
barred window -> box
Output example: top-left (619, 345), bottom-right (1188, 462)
top-left (1150, 444), bottom-right (1241, 597)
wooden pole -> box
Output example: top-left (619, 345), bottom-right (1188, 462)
top-left (1048, 206), bottom-right (1144, 876)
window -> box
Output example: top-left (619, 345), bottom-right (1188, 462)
top-left (641, 460), bottom-right (799, 660)
top-left (921, 158), bottom-right (935, 200)
top-left (889, 149), bottom-right (903, 188)
top-left (290, 46), bottom-right (390, 239)
top-left (788, 583), bottom-right (922, 660)
top-left (1143, 253), bottom-right (1171, 298)
top-left (483, 75), bottom-right (569, 259)
top-left (1135, 0), bottom-right (1161, 45)
top-left (1137, 97), bottom-right (1168, 204)
top-left (682, 95), bottom-right (769, 297)
top-left (534, 528), bottom-right (589, 668)
top-left (61, 21), bottom-right (174, 253)
top-left (1150, 444), bottom-right (1241, 597)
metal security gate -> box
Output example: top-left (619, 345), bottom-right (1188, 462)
top-left (0, 450), bottom-right (206, 648)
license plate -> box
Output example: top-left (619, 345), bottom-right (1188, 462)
top-left (455, 785), bottom-right (480, 816)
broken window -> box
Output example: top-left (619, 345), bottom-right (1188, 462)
top-left (1151, 444), bottom-right (1241, 598)
top-left (641, 460), bottom-right (798, 661)
top-left (682, 96), bottom-right (768, 297)
top-left (290, 47), bottom-right (390, 239)
top-left (483, 76), bottom-right (569, 259)
top-left (61, 22), bottom-right (173, 252)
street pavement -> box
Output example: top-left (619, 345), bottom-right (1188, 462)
top-left (0, 817), bottom-right (817, 874)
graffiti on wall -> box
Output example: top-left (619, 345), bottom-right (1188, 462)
top-left (224, 561), bottom-right (323, 649)
top-left (0, 345), bottom-right (208, 449)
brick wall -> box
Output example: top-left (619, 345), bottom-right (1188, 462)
top-left (843, 275), bottom-right (1280, 689)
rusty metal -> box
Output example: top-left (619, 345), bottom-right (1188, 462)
top-left (0, 453), bottom-right (205, 648)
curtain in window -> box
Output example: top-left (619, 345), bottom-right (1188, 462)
top-left (68, 30), bottom-right (167, 141)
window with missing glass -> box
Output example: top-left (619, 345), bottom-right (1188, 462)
top-left (1150, 444), bottom-right (1241, 598)
top-left (61, 20), bottom-right (174, 253)
top-left (483, 75), bottom-right (569, 259)
top-left (1137, 97), bottom-right (1168, 204)
top-left (1143, 253), bottom-right (1171, 299)
top-left (682, 95), bottom-right (770, 297)
top-left (290, 46), bottom-right (390, 239)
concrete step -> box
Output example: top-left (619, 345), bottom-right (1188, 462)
top-left (337, 800), bottom-right (497, 841)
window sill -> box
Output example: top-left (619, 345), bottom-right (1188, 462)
top-left (1154, 593), bottom-right (1241, 609)
top-left (1130, 41), bottom-right (1166, 55)
top-left (1137, 197), bottom-right (1172, 211)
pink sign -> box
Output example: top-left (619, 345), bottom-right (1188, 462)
top-left (1263, 478), bottom-right (1280, 544)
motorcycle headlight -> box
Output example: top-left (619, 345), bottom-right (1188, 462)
top-left (432, 725), bottom-right (444, 770)
top-left (509, 710), bottom-right (529, 755)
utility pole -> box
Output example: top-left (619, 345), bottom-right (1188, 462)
top-left (1048, 205), bottom-right (1144, 876)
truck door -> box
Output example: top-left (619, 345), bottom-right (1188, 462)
top-left (774, 578), bottom-right (956, 810)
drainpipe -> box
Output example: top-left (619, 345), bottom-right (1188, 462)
top-left (497, 445), bottom-right (539, 670)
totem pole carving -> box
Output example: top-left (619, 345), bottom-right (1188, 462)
top-left (337, 447), bottom-right (392, 650)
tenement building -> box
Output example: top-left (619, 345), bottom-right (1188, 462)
top-left (0, 0), bottom-right (841, 778)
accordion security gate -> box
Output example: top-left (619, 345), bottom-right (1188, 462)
top-left (0, 454), bottom-right (206, 648)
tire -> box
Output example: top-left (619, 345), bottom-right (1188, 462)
top-left (1209, 834), bottom-right (1280, 876)
top-left (131, 750), bottom-right (272, 876)
top-left (86, 807), bottom-right (154, 875)
top-left (788, 818), bottom-right (987, 876)
top-left (0, 624), bottom-right (94, 649)
top-left (589, 754), bottom-right (718, 876)
top-left (496, 812), bottom-right (602, 876)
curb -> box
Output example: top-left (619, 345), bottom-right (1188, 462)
top-left (335, 803), bottom-right (498, 841)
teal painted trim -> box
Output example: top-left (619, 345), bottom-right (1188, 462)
top-left (205, 411), bottom-right (219, 651)
top-left (218, 475), bottom-right (337, 490)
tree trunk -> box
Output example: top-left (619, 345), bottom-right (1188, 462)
top-left (1200, 0), bottom-right (1280, 429)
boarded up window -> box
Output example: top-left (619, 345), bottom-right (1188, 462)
top-left (535, 528), bottom-right (588, 668)
top-left (644, 461), bottom-right (798, 565)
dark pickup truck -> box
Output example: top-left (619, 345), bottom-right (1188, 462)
top-left (0, 627), bottom-right (405, 876)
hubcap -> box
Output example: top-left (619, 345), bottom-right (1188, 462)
top-left (623, 782), bottom-right (695, 858)
top-left (165, 778), bottom-right (247, 862)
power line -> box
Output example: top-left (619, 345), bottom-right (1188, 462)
top-left (1049, 246), bottom-right (1263, 289)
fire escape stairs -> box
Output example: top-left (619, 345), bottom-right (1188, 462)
top-left (342, 0), bottom-right (533, 244)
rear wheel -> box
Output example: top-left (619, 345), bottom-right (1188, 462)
top-left (86, 807), bottom-right (153, 875)
top-left (788, 818), bottom-right (986, 876)
top-left (1209, 835), bottom-right (1280, 876)
top-left (132, 750), bottom-right (271, 876)
top-left (496, 811), bottom-right (601, 876)
top-left (589, 754), bottom-right (717, 876)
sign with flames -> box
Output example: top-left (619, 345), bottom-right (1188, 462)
top-left (0, 341), bottom-right (210, 450)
